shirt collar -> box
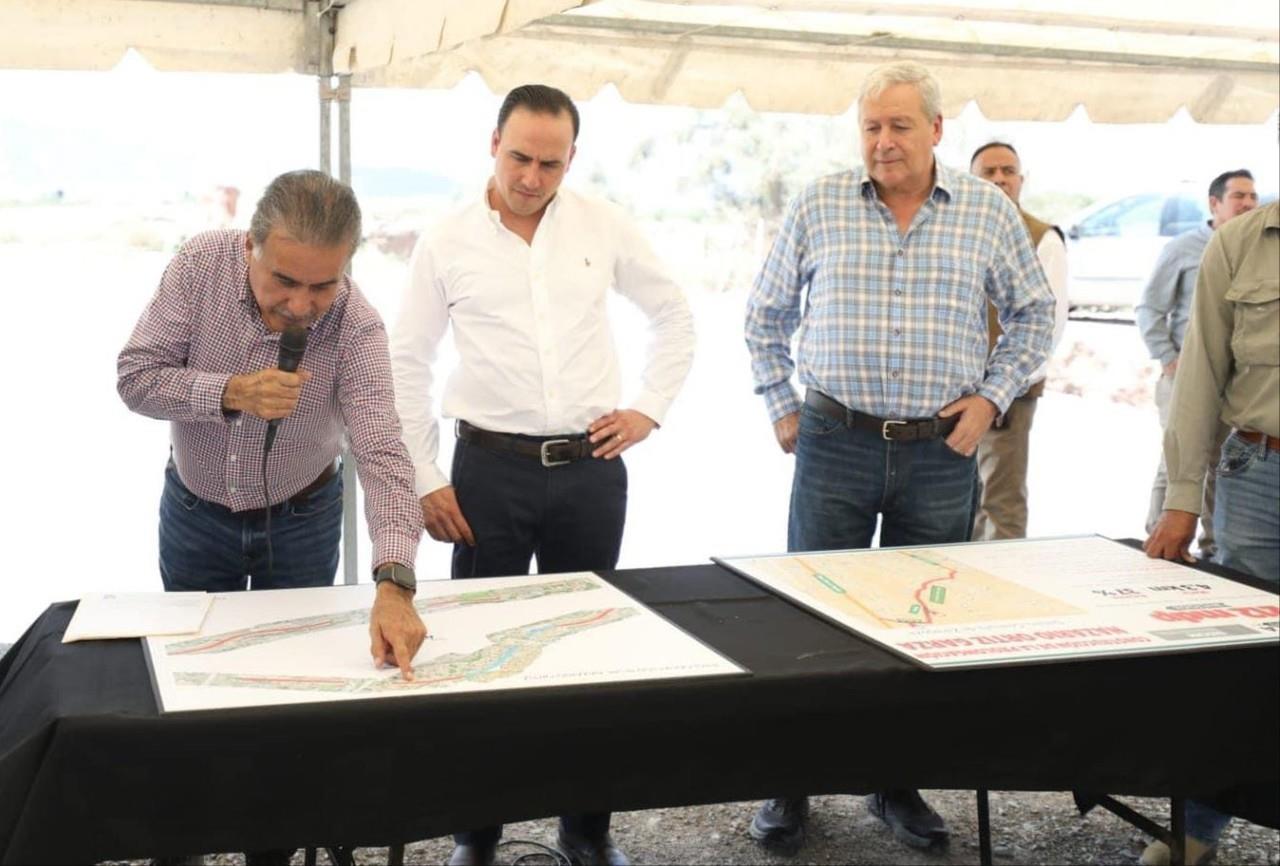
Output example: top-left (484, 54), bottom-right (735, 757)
top-left (482, 179), bottom-right (563, 232)
top-left (856, 159), bottom-right (953, 204)
top-left (237, 234), bottom-right (256, 311)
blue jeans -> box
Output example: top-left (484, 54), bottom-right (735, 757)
top-left (158, 463), bottom-right (343, 592)
top-left (1186, 433), bottom-right (1280, 847)
top-left (1213, 432), bottom-right (1280, 585)
top-left (789, 404), bottom-right (978, 553)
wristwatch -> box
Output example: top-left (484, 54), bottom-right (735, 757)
top-left (373, 562), bottom-right (417, 595)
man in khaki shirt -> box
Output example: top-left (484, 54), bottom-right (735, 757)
top-left (1143, 199), bottom-right (1278, 866)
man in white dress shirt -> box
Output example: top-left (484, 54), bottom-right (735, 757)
top-left (968, 141), bottom-right (1069, 539)
top-left (391, 84), bottom-right (695, 866)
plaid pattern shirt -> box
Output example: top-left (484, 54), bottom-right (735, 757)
top-left (745, 163), bottom-right (1055, 422)
top-left (118, 230), bottom-right (421, 571)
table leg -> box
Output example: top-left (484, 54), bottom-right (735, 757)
top-left (1170, 797), bottom-right (1186, 866)
top-left (977, 788), bottom-right (993, 866)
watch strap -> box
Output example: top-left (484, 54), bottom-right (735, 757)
top-left (374, 562), bottom-right (417, 594)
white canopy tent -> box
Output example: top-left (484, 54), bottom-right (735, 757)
top-left (5, 0), bottom-right (1277, 122)
top-left (3, 0), bottom-right (1275, 582)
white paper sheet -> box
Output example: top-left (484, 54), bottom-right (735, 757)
top-left (63, 592), bottom-right (213, 642)
top-left (145, 572), bottom-right (744, 713)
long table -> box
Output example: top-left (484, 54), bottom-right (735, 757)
top-left (1, 555), bottom-right (1277, 864)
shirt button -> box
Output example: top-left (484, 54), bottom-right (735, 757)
top-left (897, 249), bottom-right (905, 257)
top-left (894, 289), bottom-right (903, 296)
top-left (229, 486), bottom-right (237, 493)
top-left (236, 419), bottom-right (242, 427)
top-left (893, 329), bottom-right (901, 336)
top-left (891, 370), bottom-right (900, 379)
top-left (229, 454), bottom-right (237, 462)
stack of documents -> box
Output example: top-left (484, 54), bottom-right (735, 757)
top-left (63, 593), bottom-right (213, 643)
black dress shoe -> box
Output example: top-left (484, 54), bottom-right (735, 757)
top-left (447, 842), bottom-right (497, 866)
top-left (865, 789), bottom-right (949, 850)
top-left (555, 830), bottom-right (630, 866)
top-left (748, 796), bottom-right (809, 856)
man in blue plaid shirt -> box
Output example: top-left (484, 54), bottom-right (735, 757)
top-left (744, 61), bottom-right (1055, 856)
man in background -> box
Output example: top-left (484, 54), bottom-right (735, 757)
top-left (1136, 169), bottom-right (1258, 558)
top-left (969, 142), bottom-right (1070, 539)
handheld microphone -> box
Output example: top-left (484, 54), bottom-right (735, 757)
top-left (261, 325), bottom-right (308, 587)
top-left (263, 326), bottom-right (309, 455)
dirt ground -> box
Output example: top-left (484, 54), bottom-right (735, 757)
top-left (137, 791), bottom-right (1279, 866)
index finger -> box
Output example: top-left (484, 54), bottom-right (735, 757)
top-left (391, 633), bottom-right (415, 680)
top-left (588, 412), bottom-right (617, 433)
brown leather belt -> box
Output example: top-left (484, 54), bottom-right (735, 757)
top-left (1236, 430), bottom-right (1280, 451)
top-left (457, 420), bottom-right (595, 467)
top-left (805, 390), bottom-right (959, 442)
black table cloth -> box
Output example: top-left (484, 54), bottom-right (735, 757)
top-left (1, 556), bottom-right (1276, 863)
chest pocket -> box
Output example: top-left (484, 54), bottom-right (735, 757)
top-left (1225, 278), bottom-right (1280, 367)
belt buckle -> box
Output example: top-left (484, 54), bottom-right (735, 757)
top-left (882, 420), bottom-right (907, 440)
top-left (540, 438), bottom-right (572, 467)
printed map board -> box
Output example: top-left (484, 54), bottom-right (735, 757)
top-left (715, 536), bottom-right (1279, 670)
top-left (145, 572), bottom-right (743, 713)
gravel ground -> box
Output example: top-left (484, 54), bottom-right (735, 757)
top-left (115, 792), bottom-right (1278, 866)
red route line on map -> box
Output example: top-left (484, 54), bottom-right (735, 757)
top-left (911, 566), bottom-right (957, 625)
top-left (554, 610), bottom-right (615, 629)
top-left (170, 619), bottom-right (345, 654)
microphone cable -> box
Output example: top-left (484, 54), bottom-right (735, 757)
top-left (260, 325), bottom-right (309, 586)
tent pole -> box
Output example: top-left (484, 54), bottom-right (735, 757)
top-left (313, 1), bottom-right (359, 586)
top-left (334, 72), bottom-right (357, 586)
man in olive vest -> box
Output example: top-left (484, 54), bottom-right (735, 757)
top-left (969, 142), bottom-right (1069, 539)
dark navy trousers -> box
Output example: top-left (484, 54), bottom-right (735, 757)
top-left (450, 435), bottom-right (627, 847)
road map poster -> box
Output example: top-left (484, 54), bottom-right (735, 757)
top-left (145, 572), bottom-right (743, 713)
top-left (716, 536), bottom-right (1279, 670)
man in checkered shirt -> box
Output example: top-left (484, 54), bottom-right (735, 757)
top-left (744, 61), bottom-right (1055, 856)
top-left (118, 171), bottom-right (426, 691)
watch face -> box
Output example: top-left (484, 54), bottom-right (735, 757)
top-left (379, 564), bottom-right (416, 591)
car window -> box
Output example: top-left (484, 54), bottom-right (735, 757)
top-left (1077, 194), bottom-right (1162, 238)
top-left (1162, 196), bottom-right (1208, 236)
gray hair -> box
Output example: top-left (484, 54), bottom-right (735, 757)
top-left (858, 61), bottom-right (943, 121)
top-left (249, 170), bottom-right (362, 253)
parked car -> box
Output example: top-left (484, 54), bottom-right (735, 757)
top-left (1064, 188), bottom-right (1208, 311)
top-left (1064, 187), bottom-right (1278, 312)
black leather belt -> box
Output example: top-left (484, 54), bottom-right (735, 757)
top-left (247, 460), bottom-right (338, 515)
top-left (291, 460), bottom-right (340, 501)
top-left (804, 390), bottom-right (958, 442)
top-left (457, 420), bottom-right (595, 467)
top-left (166, 458), bottom-right (339, 516)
